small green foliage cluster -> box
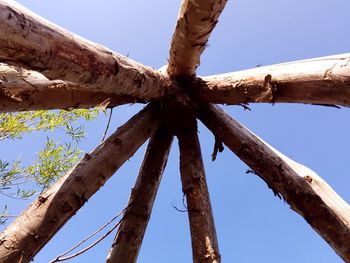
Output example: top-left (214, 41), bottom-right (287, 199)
top-left (0, 109), bottom-right (99, 224)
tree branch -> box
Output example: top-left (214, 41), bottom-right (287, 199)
top-left (0, 0), bottom-right (176, 101)
top-left (192, 53), bottom-right (350, 107)
top-left (0, 103), bottom-right (161, 263)
top-left (198, 103), bottom-right (350, 262)
top-left (178, 121), bottom-right (220, 263)
top-left (106, 127), bottom-right (173, 263)
top-left (0, 64), bottom-right (136, 112)
top-left (167, 0), bottom-right (228, 77)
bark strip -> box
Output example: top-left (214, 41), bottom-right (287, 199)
top-left (178, 122), bottom-right (220, 263)
top-left (106, 127), bottom-right (173, 263)
top-left (193, 53), bottom-right (350, 107)
top-left (167, 0), bottom-right (228, 77)
top-left (198, 104), bottom-right (350, 262)
top-left (0, 64), bottom-right (136, 112)
top-left (0, 104), bottom-right (160, 263)
top-left (0, 0), bottom-right (175, 101)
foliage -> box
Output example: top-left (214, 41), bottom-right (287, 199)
top-left (0, 109), bottom-right (99, 224)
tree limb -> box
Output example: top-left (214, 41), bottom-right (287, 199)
top-left (0, 103), bottom-right (161, 263)
top-left (198, 103), bottom-right (350, 262)
top-left (106, 127), bottom-right (173, 263)
top-left (167, 0), bottom-right (228, 77)
top-left (192, 53), bottom-right (350, 107)
top-left (0, 0), bottom-right (176, 101)
top-left (0, 64), bottom-right (136, 112)
top-left (178, 120), bottom-right (220, 263)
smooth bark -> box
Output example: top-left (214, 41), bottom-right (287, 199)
top-left (0, 64), bottom-right (136, 112)
top-left (106, 128), bottom-right (173, 263)
top-left (167, 0), bottom-right (228, 77)
top-left (0, 104), bottom-right (160, 263)
top-left (193, 53), bottom-right (350, 106)
top-left (198, 104), bottom-right (350, 262)
top-left (178, 125), bottom-right (220, 263)
top-left (0, 0), bottom-right (175, 101)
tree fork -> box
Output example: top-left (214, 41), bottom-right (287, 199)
top-left (106, 127), bottom-right (173, 263)
top-left (198, 104), bottom-right (350, 262)
top-left (0, 103), bottom-right (161, 263)
top-left (178, 116), bottom-right (220, 263)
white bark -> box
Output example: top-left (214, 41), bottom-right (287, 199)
top-left (192, 53), bottom-right (350, 106)
top-left (0, 104), bottom-right (160, 263)
top-left (198, 104), bottom-right (350, 262)
top-left (167, 0), bottom-right (228, 77)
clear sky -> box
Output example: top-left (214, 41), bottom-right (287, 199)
top-left (2, 0), bottom-right (350, 262)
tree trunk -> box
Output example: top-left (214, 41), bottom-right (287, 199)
top-left (106, 127), bottom-right (173, 263)
top-left (167, 0), bottom-right (228, 77)
top-left (198, 103), bottom-right (350, 262)
top-left (0, 64), bottom-right (136, 112)
top-left (178, 122), bottom-right (220, 263)
top-left (0, 104), bottom-right (160, 263)
top-left (192, 53), bottom-right (350, 107)
top-left (0, 0), bottom-right (175, 101)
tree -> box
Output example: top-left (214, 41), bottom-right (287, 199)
top-left (0, 0), bottom-right (349, 262)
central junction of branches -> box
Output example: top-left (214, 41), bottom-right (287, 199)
top-left (0, 0), bottom-right (349, 263)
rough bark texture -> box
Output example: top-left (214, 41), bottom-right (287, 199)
top-left (0, 104), bottom-right (160, 263)
top-left (106, 128), bottom-right (173, 263)
top-left (167, 0), bottom-right (228, 77)
top-left (0, 64), bottom-right (137, 112)
top-left (0, 0), bottom-right (175, 101)
top-left (178, 124), bottom-right (220, 263)
top-left (198, 104), bottom-right (350, 262)
top-left (192, 53), bottom-right (350, 106)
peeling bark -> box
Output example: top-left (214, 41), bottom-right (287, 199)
top-left (178, 121), bottom-right (220, 263)
top-left (198, 104), bottom-right (350, 262)
top-left (192, 53), bottom-right (350, 107)
top-left (167, 0), bottom-right (228, 77)
top-left (0, 0), bottom-right (175, 101)
top-left (0, 104), bottom-right (160, 263)
top-left (0, 64), bottom-right (137, 112)
top-left (106, 127), bottom-right (173, 263)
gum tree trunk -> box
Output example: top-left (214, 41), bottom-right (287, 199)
top-left (106, 127), bottom-right (173, 263)
top-left (192, 53), bottom-right (350, 107)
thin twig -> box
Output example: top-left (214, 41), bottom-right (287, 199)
top-left (49, 206), bottom-right (127, 263)
top-left (101, 108), bottom-right (113, 142)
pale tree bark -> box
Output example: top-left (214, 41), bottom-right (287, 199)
top-left (192, 53), bottom-right (350, 107)
top-left (0, 64), bottom-right (137, 112)
top-left (0, 104), bottom-right (160, 263)
top-left (0, 0), bottom-right (175, 101)
top-left (198, 104), bottom-right (350, 262)
top-left (106, 127), bottom-right (173, 263)
top-left (167, 0), bottom-right (228, 77)
top-left (178, 122), bottom-right (220, 263)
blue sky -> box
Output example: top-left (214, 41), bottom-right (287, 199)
top-left (2, 0), bottom-right (350, 262)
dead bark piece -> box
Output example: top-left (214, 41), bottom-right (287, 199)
top-left (0, 0), bottom-right (175, 101)
top-left (192, 53), bottom-right (350, 106)
top-left (178, 122), bottom-right (220, 263)
top-left (198, 104), bottom-right (350, 262)
top-left (0, 64), bottom-right (137, 112)
top-left (0, 104), bottom-right (161, 263)
top-left (106, 127), bottom-right (173, 263)
top-left (167, 0), bottom-right (228, 77)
